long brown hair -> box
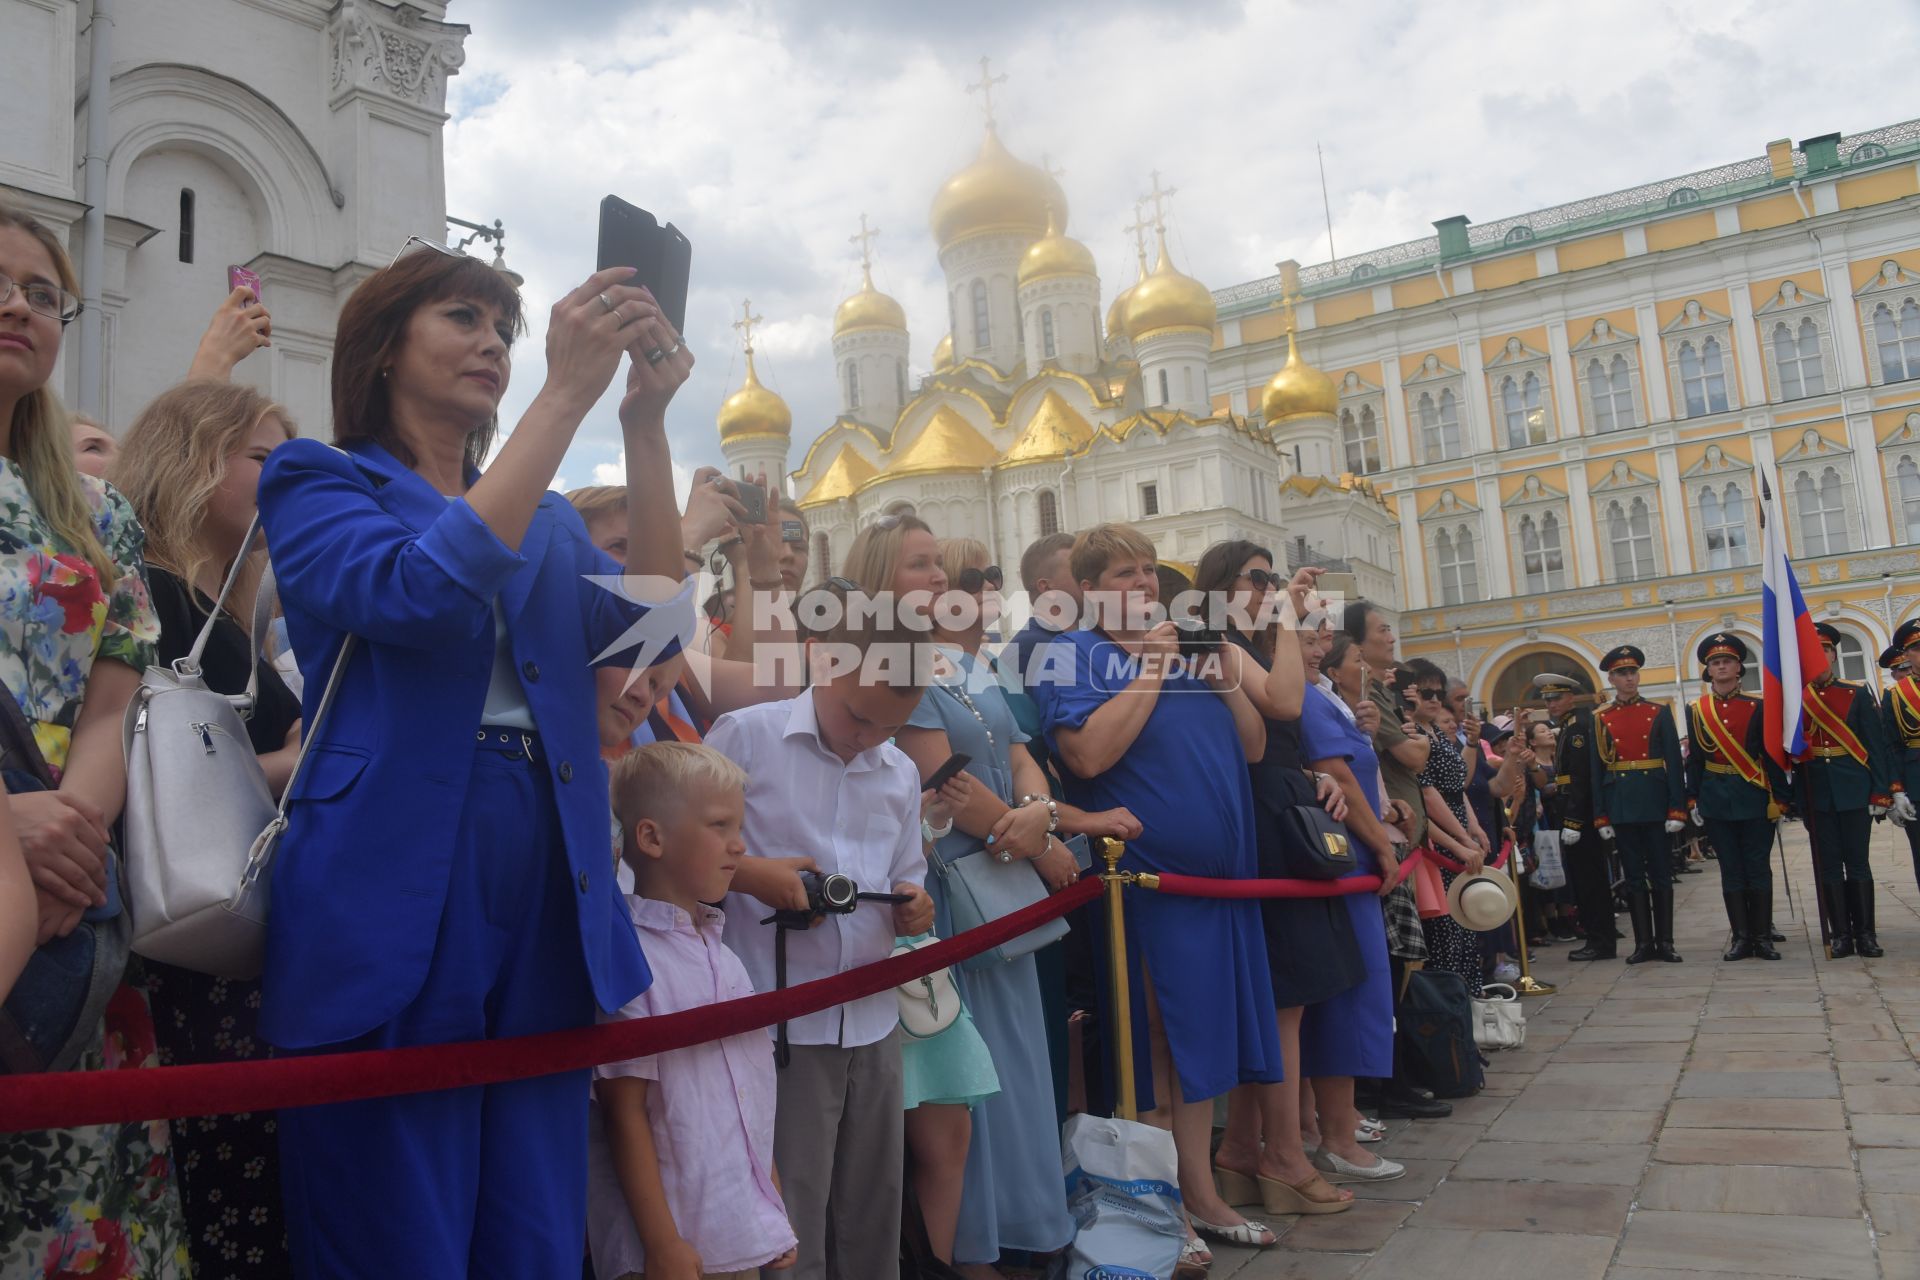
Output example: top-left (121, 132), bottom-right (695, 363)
top-left (1195, 538), bottom-right (1275, 657)
top-left (331, 248), bottom-right (525, 470)
top-left (112, 380), bottom-right (295, 613)
top-left (0, 204), bottom-right (113, 581)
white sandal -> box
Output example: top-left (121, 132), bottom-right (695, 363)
top-left (1189, 1213), bottom-right (1276, 1248)
top-left (1175, 1233), bottom-right (1212, 1277)
top-left (1312, 1146), bottom-right (1406, 1181)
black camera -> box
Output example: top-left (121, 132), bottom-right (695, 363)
top-left (1173, 615), bottom-right (1224, 658)
top-left (766, 870), bottom-right (904, 930)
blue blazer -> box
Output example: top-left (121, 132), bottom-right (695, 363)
top-left (255, 438), bottom-right (657, 1049)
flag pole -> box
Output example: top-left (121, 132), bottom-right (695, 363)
top-left (1771, 823), bottom-right (1797, 921)
top-left (1799, 767), bottom-right (1833, 959)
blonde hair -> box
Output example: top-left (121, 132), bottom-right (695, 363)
top-left (610, 741), bottom-right (746, 863)
top-left (839, 513), bottom-right (933, 595)
top-left (1070, 522), bottom-right (1157, 587)
top-left (940, 537), bottom-right (988, 578)
top-left (565, 485), bottom-right (628, 523)
top-left (0, 204), bottom-right (113, 581)
top-left (112, 381), bottom-right (295, 605)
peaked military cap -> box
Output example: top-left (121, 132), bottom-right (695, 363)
top-left (1895, 618), bottom-right (1920, 652)
top-left (1532, 672), bottom-right (1582, 694)
top-left (1814, 622), bottom-right (1843, 646)
top-left (1600, 645), bottom-right (1645, 673)
top-left (1881, 644), bottom-right (1905, 670)
top-left (1697, 632), bottom-right (1748, 666)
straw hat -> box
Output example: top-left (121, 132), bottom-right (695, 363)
top-left (1447, 864), bottom-right (1519, 932)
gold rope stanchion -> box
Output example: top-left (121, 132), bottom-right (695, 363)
top-left (1499, 782), bottom-right (1556, 997)
top-left (1100, 837), bottom-right (1139, 1121)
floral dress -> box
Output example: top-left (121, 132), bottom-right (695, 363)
top-left (1418, 727), bottom-right (1485, 997)
top-left (0, 458), bottom-right (189, 1279)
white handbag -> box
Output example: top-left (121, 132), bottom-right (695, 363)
top-left (891, 937), bottom-right (961, 1039)
top-left (1471, 981), bottom-right (1527, 1051)
top-left (122, 522), bottom-right (354, 979)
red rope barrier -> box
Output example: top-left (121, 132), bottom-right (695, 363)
top-left (0, 877), bottom-right (1101, 1133)
top-left (1146, 873), bottom-right (1383, 898)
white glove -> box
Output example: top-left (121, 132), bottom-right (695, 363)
top-left (1870, 803), bottom-right (1888, 819)
top-left (1597, 824), bottom-right (1616, 841)
top-left (1689, 805), bottom-right (1705, 828)
top-left (1665, 819), bottom-right (1686, 834)
top-left (1893, 793), bottom-right (1918, 826)
top-left (1560, 827), bottom-right (1581, 846)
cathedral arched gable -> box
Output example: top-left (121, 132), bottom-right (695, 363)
top-left (1004, 368), bottom-right (1115, 424)
top-left (791, 419), bottom-right (887, 486)
top-left (103, 63), bottom-right (341, 260)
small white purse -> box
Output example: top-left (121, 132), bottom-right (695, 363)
top-left (122, 519), bottom-right (354, 979)
top-left (892, 937), bottom-right (962, 1039)
top-left (1471, 981), bottom-right (1527, 1051)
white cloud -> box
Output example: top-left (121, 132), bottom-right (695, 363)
top-left (590, 448), bottom-right (695, 510)
top-left (444, 0), bottom-right (1920, 488)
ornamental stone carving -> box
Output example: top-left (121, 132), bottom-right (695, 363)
top-left (330, 0), bottom-right (467, 111)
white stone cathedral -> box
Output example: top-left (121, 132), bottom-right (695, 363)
top-left (717, 110), bottom-right (1399, 602)
top-left (0, 0), bottom-right (466, 437)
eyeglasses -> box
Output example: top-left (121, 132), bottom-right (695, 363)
top-left (1415, 687), bottom-right (1445, 702)
top-left (1239, 568), bottom-right (1278, 590)
top-left (1, 273), bottom-right (82, 325)
top-left (956, 568), bottom-right (985, 594)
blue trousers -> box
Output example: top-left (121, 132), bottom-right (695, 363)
top-left (1614, 822), bottom-right (1671, 891)
top-left (1706, 817), bottom-right (1775, 893)
top-left (278, 748), bottom-right (596, 1278)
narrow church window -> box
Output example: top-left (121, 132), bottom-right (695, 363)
top-left (1140, 482), bottom-right (1160, 517)
top-left (1038, 488), bottom-right (1060, 536)
top-left (845, 361), bottom-right (860, 410)
top-left (971, 279), bottom-right (990, 349)
top-left (179, 188), bottom-right (196, 263)
top-left (1041, 308), bottom-right (1056, 359)
top-left (1157, 369), bottom-right (1169, 405)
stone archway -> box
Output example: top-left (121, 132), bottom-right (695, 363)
top-left (1488, 645), bottom-right (1599, 713)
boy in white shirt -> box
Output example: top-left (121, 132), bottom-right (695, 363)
top-left (708, 592), bottom-right (934, 1280)
top-left (590, 743), bottom-right (798, 1280)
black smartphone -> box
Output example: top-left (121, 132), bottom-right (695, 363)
top-left (736, 480), bottom-right (767, 525)
top-left (595, 195), bottom-right (692, 335)
top-left (922, 753), bottom-right (972, 791)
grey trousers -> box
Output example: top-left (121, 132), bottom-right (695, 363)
top-left (773, 1030), bottom-right (905, 1280)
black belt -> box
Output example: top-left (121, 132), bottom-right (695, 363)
top-left (474, 727), bottom-right (545, 762)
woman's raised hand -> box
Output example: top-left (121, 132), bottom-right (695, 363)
top-left (617, 288), bottom-right (694, 434)
top-left (541, 268), bottom-right (691, 427)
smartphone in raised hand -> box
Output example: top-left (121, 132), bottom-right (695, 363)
top-left (595, 195), bottom-right (692, 334)
top-left (922, 753), bottom-right (972, 792)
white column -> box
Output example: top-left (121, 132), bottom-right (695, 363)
top-left (1846, 410), bottom-right (1893, 548)
top-left (1726, 283), bottom-right (1768, 409)
top-left (1634, 303), bottom-right (1673, 422)
top-left (1546, 320), bottom-right (1580, 440)
top-left (1655, 448), bottom-right (1691, 574)
top-left (1565, 464), bottom-right (1601, 587)
top-left (1825, 260), bottom-right (1869, 390)
top-left (1478, 477), bottom-right (1512, 598)
top-left (1458, 335), bottom-right (1496, 454)
top-left (1396, 490), bottom-right (1428, 610)
top-left (1380, 356), bottom-right (1411, 470)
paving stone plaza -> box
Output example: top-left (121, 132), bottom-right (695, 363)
top-left (1206, 822), bottom-right (1920, 1280)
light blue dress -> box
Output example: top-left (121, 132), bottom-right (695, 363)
top-left (907, 648), bottom-right (1075, 1264)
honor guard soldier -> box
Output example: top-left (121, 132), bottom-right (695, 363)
top-left (1878, 618), bottom-right (1920, 890)
top-left (1590, 646), bottom-right (1687, 964)
top-left (1804, 623), bottom-right (1901, 957)
top-left (1684, 634), bottom-right (1788, 961)
top-left (1536, 672), bottom-right (1617, 961)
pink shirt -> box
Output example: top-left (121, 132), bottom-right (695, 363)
top-left (587, 896), bottom-right (796, 1276)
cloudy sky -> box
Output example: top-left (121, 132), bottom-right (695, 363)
top-left (442, 0), bottom-right (1919, 501)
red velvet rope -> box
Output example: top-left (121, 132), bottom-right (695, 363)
top-left (1147, 839), bottom-right (1510, 900)
top-left (0, 877), bottom-right (1101, 1133)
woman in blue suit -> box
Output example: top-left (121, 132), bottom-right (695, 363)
top-left (256, 245), bottom-right (693, 1278)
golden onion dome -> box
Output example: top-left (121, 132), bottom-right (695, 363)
top-left (1105, 244), bottom-right (1149, 343)
top-left (929, 127), bottom-right (1067, 250)
top-left (833, 265), bottom-right (907, 336)
top-left (1018, 204), bottom-right (1097, 288)
top-left (716, 351), bottom-right (792, 442)
top-left (933, 332), bottom-right (955, 370)
top-left (1261, 330), bottom-right (1339, 426)
top-left (1124, 228), bottom-right (1216, 341)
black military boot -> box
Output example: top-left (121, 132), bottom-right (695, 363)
top-left (1747, 887), bottom-right (1781, 961)
top-left (1721, 891), bottom-right (1753, 961)
top-left (1652, 886), bottom-right (1683, 963)
top-left (1825, 885), bottom-right (1854, 958)
top-left (1850, 880), bottom-right (1884, 958)
top-left (1625, 891), bottom-right (1657, 964)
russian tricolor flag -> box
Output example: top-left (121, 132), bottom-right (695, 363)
top-left (1759, 470), bottom-right (1830, 770)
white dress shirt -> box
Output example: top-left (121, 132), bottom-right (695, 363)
top-left (710, 688), bottom-right (926, 1048)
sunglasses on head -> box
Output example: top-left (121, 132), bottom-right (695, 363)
top-left (387, 236), bottom-right (474, 270)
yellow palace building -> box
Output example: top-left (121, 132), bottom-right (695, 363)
top-left (1214, 120), bottom-right (1920, 712)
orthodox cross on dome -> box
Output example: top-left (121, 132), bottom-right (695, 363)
top-left (966, 55), bottom-right (1007, 127)
top-left (1123, 202), bottom-right (1150, 261)
top-left (732, 299), bottom-right (763, 356)
top-left (849, 215), bottom-right (881, 274)
top-left (1274, 259), bottom-right (1303, 335)
top-left (1141, 170), bottom-right (1178, 231)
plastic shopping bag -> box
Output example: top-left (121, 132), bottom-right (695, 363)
top-left (1530, 829), bottom-right (1567, 890)
top-left (1053, 1113), bottom-right (1186, 1280)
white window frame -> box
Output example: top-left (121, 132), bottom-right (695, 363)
top-left (1791, 464), bottom-right (1852, 557)
top-left (1571, 319), bottom-right (1644, 435)
top-left (1592, 461), bottom-right (1664, 583)
top-left (1755, 281), bottom-right (1836, 403)
top-left (1339, 404), bottom-right (1382, 475)
top-left (1403, 355), bottom-right (1467, 463)
top-left (1661, 300), bottom-right (1740, 419)
top-left (1485, 337), bottom-right (1554, 447)
top-left (1894, 452), bottom-right (1920, 545)
top-left (1698, 480), bottom-right (1754, 569)
top-left (1832, 629), bottom-right (1871, 685)
top-left (1433, 524), bottom-right (1482, 604)
top-left (1336, 372), bottom-right (1387, 473)
top-left (1856, 261), bottom-right (1920, 387)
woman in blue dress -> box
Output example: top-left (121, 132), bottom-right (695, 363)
top-left (1040, 523), bottom-right (1283, 1266)
top-left (847, 528), bottom-right (1137, 1275)
top-left (1298, 631), bottom-right (1409, 1181)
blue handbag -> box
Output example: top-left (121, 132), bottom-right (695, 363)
top-left (927, 832), bottom-right (1081, 971)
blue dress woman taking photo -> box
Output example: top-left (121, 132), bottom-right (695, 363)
top-left (257, 247), bottom-right (693, 1278)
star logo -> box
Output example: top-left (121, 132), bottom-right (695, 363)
top-left (583, 572), bottom-right (702, 692)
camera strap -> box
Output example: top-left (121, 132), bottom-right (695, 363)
top-left (764, 891), bottom-right (911, 1069)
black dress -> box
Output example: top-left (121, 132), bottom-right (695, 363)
top-left (1227, 632), bottom-right (1367, 1009)
top-left (141, 566), bottom-right (300, 1279)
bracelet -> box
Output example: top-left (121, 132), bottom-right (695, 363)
top-left (922, 817), bottom-right (954, 842)
top-left (1020, 793), bottom-right (1059, 833)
